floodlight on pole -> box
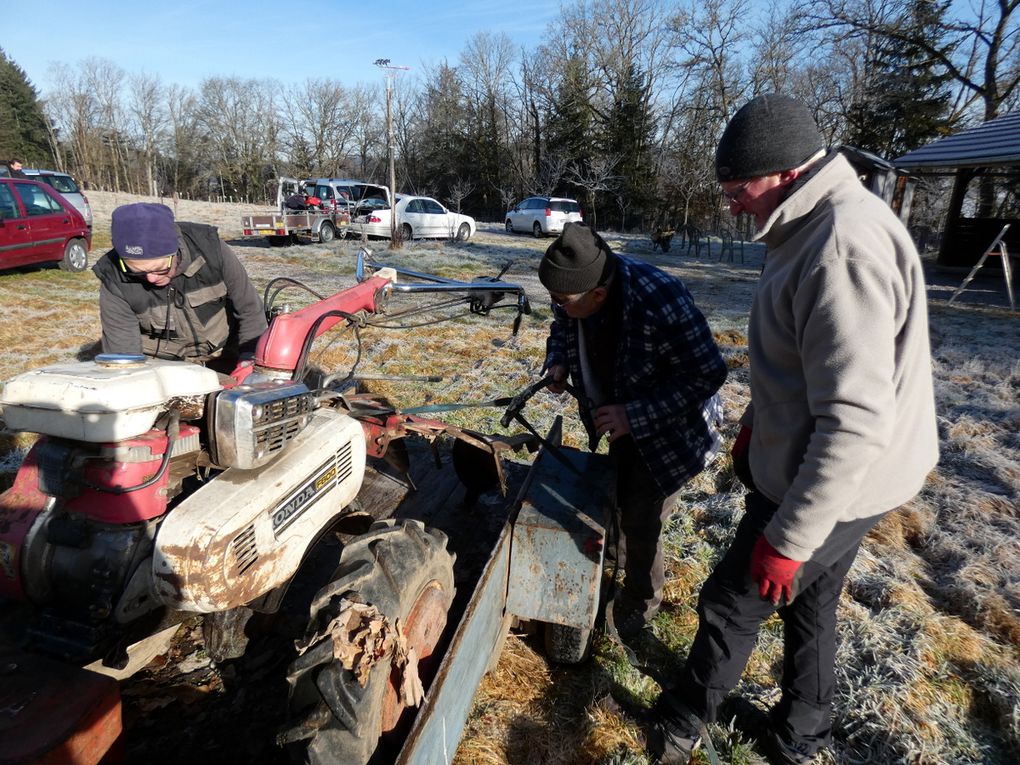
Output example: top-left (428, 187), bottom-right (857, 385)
top-left (374, 59), bottom-right (410, 245)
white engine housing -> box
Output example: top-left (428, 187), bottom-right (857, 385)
top-left (0, 356), bottom-right (222, 441)
top-left (151, 407), bottom-right (367, 612)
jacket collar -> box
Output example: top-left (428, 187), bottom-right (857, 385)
top-left (756, 151), bottom-right (858, 248)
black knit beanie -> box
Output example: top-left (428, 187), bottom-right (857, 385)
top-left (716, 94), bottom-right (825, 182)
top-left (539, 222), bottom-right (617, 294)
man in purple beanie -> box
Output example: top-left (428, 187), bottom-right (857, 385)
top-left (92, 203), bottom-right (267, 371)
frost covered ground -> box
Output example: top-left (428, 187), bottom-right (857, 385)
top-left (0, 191), bottom-right (1017, 764)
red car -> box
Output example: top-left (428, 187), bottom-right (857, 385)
top-left (0, 177), bottom-right (91, 272)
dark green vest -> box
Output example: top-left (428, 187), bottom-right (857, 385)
top-left (93, 223), bottom-right (233, 360)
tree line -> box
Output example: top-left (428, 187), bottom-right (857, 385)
top-left (3, 0), bottom-right (1019, 235)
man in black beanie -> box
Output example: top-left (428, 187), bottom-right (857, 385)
top-left (649, 96), bottom-right (937, 765)
top-left (539, 222), bottom-right (727, 642)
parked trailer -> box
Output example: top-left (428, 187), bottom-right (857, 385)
top-left (241, 209), bottom-right (350, 246)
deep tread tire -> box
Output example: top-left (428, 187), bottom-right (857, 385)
top-left (60, 238), bottom-right (88, 271)
top-left (544, 622), bottom-right (592, 664)
top-left (284, 519), bottom-right (455, 765)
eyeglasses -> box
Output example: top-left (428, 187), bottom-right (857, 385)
top-left (721, 181), bottom-right (751, 203)
top-left (549, 290), bottom-right (590, 306)
top-left (120, 254), bottom-right (175, 279)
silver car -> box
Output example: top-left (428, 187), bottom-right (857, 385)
top-left (22, 169), bottom-right (93, 229)
top-left (505, 196), bottom-right (583, 237)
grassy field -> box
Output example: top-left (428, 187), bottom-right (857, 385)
top-left (0, 193), bottom-right (1017, 764)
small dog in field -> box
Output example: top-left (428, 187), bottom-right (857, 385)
top-left (651, 227), bottom-right (675, 253)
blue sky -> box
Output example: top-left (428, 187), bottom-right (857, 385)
top-left (3, 0), bottom-right (560, 96)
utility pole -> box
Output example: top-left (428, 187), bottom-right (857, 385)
top-left (374, 59), bottom-right (410, 246)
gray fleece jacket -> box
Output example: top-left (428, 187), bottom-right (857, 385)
top-left (744, 152), bottom-right (938, 561)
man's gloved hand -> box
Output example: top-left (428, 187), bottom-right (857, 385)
top-left (750, 535), bottom-right (803, 606)
top-left (731, 425), bottom-right (755, 489)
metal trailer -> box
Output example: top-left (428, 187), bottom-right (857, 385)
top-left (394, 429), bottom-right (613, 763)
top-left (241, 209), bottom-right (350, 246)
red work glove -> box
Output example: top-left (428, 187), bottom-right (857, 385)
top-left (750, 535), bottom-right (803, 606)
top-left (731, 425), bottom-right (754, 489)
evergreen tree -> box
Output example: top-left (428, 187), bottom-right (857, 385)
top-left (601, 63), bottom-right (657, 228)
top-left (0, 48), bottom-right (51, 166)
top-left (843, 0), bottom-right (954, 157)
top-left (545, 56), bottom-right (595, 193)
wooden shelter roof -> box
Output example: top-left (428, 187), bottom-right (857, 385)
top-left (895, 111), bottom-right (1020, 169)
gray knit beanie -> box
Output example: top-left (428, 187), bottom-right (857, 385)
top-left (539, 222), bottom-right (617, 294)
top-left (716, 94), bottom-right (825, 182)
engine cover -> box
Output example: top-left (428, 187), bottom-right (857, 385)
top-left (151, 407), bottom-right (366, 612)
top-left (0, 355), bottom-right (221, 442)
top-left (209, 379), bottom-right (315, 470)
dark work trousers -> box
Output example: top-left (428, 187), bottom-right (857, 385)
top-left (611, 436), bottom-right (680, 620)
top-left (674, 491), bottom-right (863, 755)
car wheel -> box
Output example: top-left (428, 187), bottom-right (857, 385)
top-left (319, 221), bottom-right (336, 243)
top-left (401, 223), bottom-right (413, 242)
top-left (505, 219), bottom-right (513, 233)
top-left (533, 221), bottom-right (543, 238)
top-left (456, 223), bottom-right (471, 241)
top-left (60, 238), bottom-right (88, 272)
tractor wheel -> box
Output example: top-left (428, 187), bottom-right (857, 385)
top-left (543, 622), bottom-right (592, 665)
top-left (282, 519), bottom-right (455, 765)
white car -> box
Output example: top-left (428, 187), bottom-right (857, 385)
top-left (505, 196), bottom-right (583, 237)
top-left (351, 195), bottom-right (475, 241)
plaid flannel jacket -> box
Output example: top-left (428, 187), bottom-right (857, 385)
top-left (543, 255), bottom-right (727, 496)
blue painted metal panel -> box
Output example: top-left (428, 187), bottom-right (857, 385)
top-left (396, 524), bottom-right (512, 765)
top-left (506, 447), bottom-right (613, 629)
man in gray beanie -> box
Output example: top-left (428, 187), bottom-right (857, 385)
top-left (649, 96), bottom-right (938, 764)
top-left (539, 222), bottom-right (727, 642)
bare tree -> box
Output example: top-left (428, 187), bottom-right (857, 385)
top-left (45, 62), bottom-right (101, 187)
top-left (281, 78), bottom-right (359, 177)
top-left (446, 178), bottom-right (475, 212)
top-left (196, 77), bottom-right (281, 200)
top-left (669, 0), bottom-right (753, 121)
top-left (128, 72), bottom-right (165, 196)
top-left (83, 58), bottom-right (128, 192)
top-left (164, 84), bottom-right (202, 196)
top-left (533, 153), bottom-right (570, 196)
top-left (567, 155), bottom-right (620, 229)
